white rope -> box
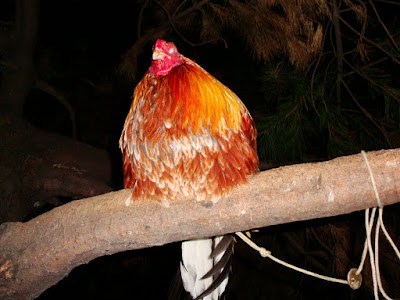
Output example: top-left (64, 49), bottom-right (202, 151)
top-left (359, 150), bottom-right (400, 300)
top-left (356, 207), bottom-right (376, 275)
top-left (379, 209), bottom-right (400, 260)
top-left (235, 150), bottom-right (400, 298)
top-left (235, 232), bottom-right (348, 285)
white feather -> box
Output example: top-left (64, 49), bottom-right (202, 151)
top-left (180, 237), bottom-right (228, 300)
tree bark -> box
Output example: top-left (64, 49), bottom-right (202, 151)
top-left (1, 149), bottom-right (399, 299)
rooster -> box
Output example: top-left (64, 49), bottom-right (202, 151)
top-left (120, 39), bottom-right (258, 299)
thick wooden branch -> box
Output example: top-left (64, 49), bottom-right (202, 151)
top-left (0, 114), bottom-right (112, 222)
top-left (1, 149), bottom-right (400, 299)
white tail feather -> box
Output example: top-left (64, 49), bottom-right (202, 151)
top-left (213, 236), bottom-right (229, 298)
top-left (180, 237), bottom-right (229, 300)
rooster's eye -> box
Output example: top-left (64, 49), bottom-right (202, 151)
top-left (169, 48), bottom-right (176, 54)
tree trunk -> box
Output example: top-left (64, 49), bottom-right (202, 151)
top-left (0, 0), bottom-right (40, 115)
top-left (332, 0), bottom-right (344, 108)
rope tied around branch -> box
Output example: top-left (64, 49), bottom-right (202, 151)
top-left (236, 150), bottom-right (400, 299)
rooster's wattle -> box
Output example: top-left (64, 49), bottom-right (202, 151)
top-left (120, 39), bottom-right (258, 299)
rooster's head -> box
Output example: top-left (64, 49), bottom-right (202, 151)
top-left (149, 39), bottom-right (183, 76)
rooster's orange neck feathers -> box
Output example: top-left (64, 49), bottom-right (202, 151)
top-left (133, 59), bottom-right (246, 135)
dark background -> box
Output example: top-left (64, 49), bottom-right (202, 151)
top-left (1, 0), bottom-right (400, 299)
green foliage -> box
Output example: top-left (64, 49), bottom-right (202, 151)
top-left (252, 0), bottom-right (400, 166)
top-left (257, 63), bottom-right (314, 163)
top-left (256, 61), bottom-right (397, 165)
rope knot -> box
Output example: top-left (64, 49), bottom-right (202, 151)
top-left (259, 248), bottom-right (270, 257)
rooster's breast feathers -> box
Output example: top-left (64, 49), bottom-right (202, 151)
top-left (120, 56), bottom-right (258, 204)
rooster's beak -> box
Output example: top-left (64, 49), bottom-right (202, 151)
top-left (152, 50), bottom-right (169, 61)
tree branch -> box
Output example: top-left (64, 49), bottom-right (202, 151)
top-left (332, 0), bottom-right (344, 107)
top-left (119, 0), bottom-right (211, 80)
top-left (368, 0), bottom-right (400, 52)
top-left (1, 149), bottom-right (400, 299)
top-left (137, 0), bottom-right (151, 39)
top-left (339, 15), bottom-right (400, 65)
top-left (342, 56), bottom-right (400, 103)
top-left (340, 78), bottom-right (392, 147)
top-left (0, 114), bottom-right (112, 222)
